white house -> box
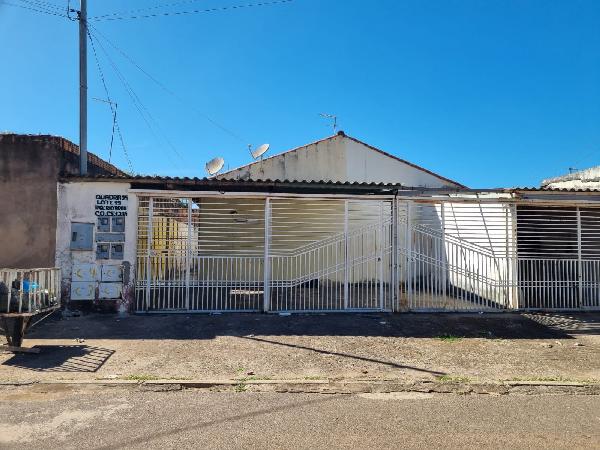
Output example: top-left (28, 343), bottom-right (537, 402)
top-left (4, 132), bottom-right (600, 317)
top-left (217, 131), bottom-right (464, 188)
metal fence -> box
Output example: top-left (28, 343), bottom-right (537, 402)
top-left (135, 195), bottom-right (600, 313)
top-left (0, 268), bottom-right (61, 314)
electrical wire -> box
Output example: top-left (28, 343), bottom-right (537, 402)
top-left (0, 0), bottom-right (67, 17)
top-left (15, 0), bottom-right (65, 13)
top-left (87, 29), bottom-right (135, 174)
top-left (569, 147), bottom-right (600, 169)
top-left (88, 0), bottom-right (293, 22)
top-left (89, 0), bottom-right (209, 20)
top-left (88, 28), bottom-right (185, 171)
top-left (88, 23), bottom-right (246, 144)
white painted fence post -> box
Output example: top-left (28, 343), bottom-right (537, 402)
top-left (577, 207), bottom-right (583, 308)
top-left (344, 200), bottom-right (349, 310)
top-left (391, 198), bottom-right (398, 312)
top-left (185, 199), bottom-right (192, 311)
top-left (145, 197), bottom-right (153, 311)
top-left (405, 201), bottom-right (413, 310)
top-left (379, 201), bottom-right (384, 310)
top-left (510, 203), bottom-right (519, 309)
top-left (263, 198), bottom-right (271, 312)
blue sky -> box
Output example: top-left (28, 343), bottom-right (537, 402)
top-left (1, 0), bottom-right (599, 187)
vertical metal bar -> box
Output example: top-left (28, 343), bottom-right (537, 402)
top-left (379, 201), bottom-right (384, 310)
top-left (145, 197), bottom-right (153, 311)
top-left (263, 198), bottom-right (271, 312)
top-left (504, 203), bottom-right (510, 308)
top-left (510, 204), bottom-right (519, 310)
top-left (577, 207), bottom-right (583, 308)
top-left (405, 201), bottom-right (412, 310)
top-left (18, 270), bottom-right (24, 313)
top-left (344, 200), bottom-right (349, 310)
top-left (441, 203), bottom-right (447, 306)
top-left (185, 199), bottom-right (192, 310)
top-left (391, 198), bottom-right (398, 312)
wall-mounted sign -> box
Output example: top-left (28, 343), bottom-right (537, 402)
top-left (95, 194), bottom-right (128, 217)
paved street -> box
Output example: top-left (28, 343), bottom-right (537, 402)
top-left (0, 386), bottom-right (599, 449)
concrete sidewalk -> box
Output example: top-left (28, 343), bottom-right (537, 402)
top-left (1, 312), bottom-right (599, 384)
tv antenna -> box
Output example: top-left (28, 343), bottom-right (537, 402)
top-left (319, 113), bottom-right (338, 133)
top-left (205, 157), bottom-right (225, 176)
top-left (249, 143), bottom-right (270, 161)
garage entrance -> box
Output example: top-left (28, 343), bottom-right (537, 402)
top-left (135, 195), bottom-right (392, 313)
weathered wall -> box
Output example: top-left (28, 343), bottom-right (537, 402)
top-left (56, 181), bottom-right (137, 311)
top-left (221, 136), bottom-right (347, 182)
top-left (0, 136), bottom-right (61, 268)
top-left (344, 139), bottom-right (455, 187)
top-left (218, 134), bottom-right (463, 187)
top-left (0, 134), bottom-right (124, 269)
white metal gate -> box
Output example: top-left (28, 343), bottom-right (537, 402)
top-left (398, 201), bottom-right (513, 311)
top-left (136, 196), bottom-right (391, 312)
top-left (135, 195), bottom-right (600, 313)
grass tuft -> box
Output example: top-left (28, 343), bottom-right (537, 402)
top-left (124, 374), bottom-right (160, 381)
top-left (437, 375), bottom-right (471, 383)
top-left (437, 334), bottom-right (462, 343)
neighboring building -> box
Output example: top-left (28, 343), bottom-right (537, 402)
top-left (542, 166), bottom-right (600, 190)
top-left (0, 133), bottom-right (124, 269)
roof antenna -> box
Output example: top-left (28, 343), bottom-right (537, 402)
top-left (249, 143), bottom-right (270, 161)
top-left (319, 113), bottom-right (338, 134)
top-left (205, 156), bottom-right (225, 176)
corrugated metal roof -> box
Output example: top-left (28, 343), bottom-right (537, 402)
top-left (62, 174), bottom-right (412, 187)
top-left (59, 175), bottom-right (600, 193)
top-left (512, 186), bottom-right (600, 192)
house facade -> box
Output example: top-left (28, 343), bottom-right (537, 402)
top-left (3, 132), bottom-right (600, 314)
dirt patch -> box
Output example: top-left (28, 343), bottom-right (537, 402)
top-left (0, 312), bottom-right (599, 383)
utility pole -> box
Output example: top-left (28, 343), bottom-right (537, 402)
top-left (78, 0), bottom-right (88, 175)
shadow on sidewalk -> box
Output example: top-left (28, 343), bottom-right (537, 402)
top-left (16, 311), bottom-right (600, 341)
top-left (2, 345), bottom-right (114, 373)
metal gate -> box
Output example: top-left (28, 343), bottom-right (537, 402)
top-left (398, 201), bottom-right (600, 311)
top-left (136, 195), bottom-right (600, 313)
top-left (136, 196), bottom-right (391, 312)
top-left (398, 201), bottom-right (513, 311)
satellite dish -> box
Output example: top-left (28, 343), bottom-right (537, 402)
top-left (250, 143), bottom-right (270, 160)
top-left (205, 157), bottom-right (225, 176)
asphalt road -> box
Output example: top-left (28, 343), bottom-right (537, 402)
top-left (1, 387), bottom-right (599, 449)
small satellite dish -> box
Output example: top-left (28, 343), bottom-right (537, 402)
top-left (250, 143), bottom-right (270, 160)
top-left (205, 157), bottom-right (225, 176)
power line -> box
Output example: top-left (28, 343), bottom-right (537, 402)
top-left (87, 28), bottom-right (134, 173)
top-left (88, 22), bottom-right (246, 144)
top-left (88, 27), bottom-right (185, 171)
top-left (92, 98), bottom-right (119, 165)
top-left (1, 0), bottom-right (67, 17)
top-left (89, 0), bottom-right (294, 22)
top-left (571, 148), bottom-right (600, 169)
top-left (16, 0), bottom-right (65, 13)
top-left (89, 0), bottom-right (209, 20)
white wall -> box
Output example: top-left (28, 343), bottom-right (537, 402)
top-left (344, 139), bottom-right (455, 187)
top-left (56, 181), bottom-right (137, 310)
top-left (218, 135), bottom-right (462, 187)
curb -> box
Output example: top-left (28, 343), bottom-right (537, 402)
top-left (2, 379), bottom-right (600, 395)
